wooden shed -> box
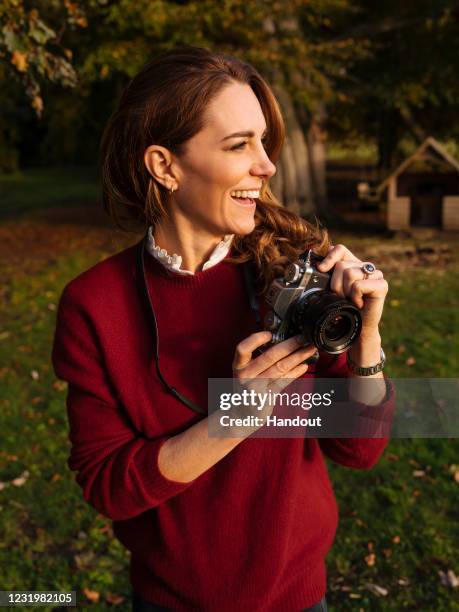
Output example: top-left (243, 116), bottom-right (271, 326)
top-left (376, 137), bottom-right (459, 230)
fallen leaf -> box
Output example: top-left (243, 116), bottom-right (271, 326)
top-left (18, 345), bottom-right (33, 353)
top-left (392, 535), bottom-right (401, 544)
top-left (365, 553), bottom-right (376, 566)
top-left (105, 593), bottom-right (125, 605)
top-left (397, 578), bottom-right (409, 586)
top-left (83, 588), bottom-right (100, 603)
top-left (413, 470), bottom-right (425, 477)
top-left (30, 370), bottom-right (39, 380)
top-left (405, 357), bottom-right (416, 366)
top-left (394, 345), bottom-right (406, 354)
top-left (74, 551), bottom-right (96, 570)
top-left (365, 582), bottom-right (388, 597)
top-left (0, 482), bottom-right (7, 491)
top-left (390, 299), bottom-right (400, 307)
top-left (52, 380), bottom-right (67, 392)
top-left (35, 527), bottom-right (46, 539)
top-left (11, 470), bottom-right (30, 487)
top-left (438, 570), bottom-right (459, 588)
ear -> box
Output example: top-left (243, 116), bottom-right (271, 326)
top-left (144, 145), bottom-right (180, 190)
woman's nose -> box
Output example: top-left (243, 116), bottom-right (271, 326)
top-left (251, 150), bottom-right (276, 179)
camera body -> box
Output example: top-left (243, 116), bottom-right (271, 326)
top-left (263, 250), bottom-right (362, 354)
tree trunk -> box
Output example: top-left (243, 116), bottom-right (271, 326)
top-left (262, 16), bottom-right (319, 217)
top-left (306, 102), bottom-right (328, 215)
top-left (270, 84), bottom-right (315, 216)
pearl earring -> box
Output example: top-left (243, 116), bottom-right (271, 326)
top-left (169, 185), bottom-right (177, 194)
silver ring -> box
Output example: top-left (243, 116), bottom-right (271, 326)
top-left (361, 262), bottom-right (376, 279)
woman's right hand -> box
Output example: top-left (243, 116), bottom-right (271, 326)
top-left (230, 331), bottom-right (318, 430)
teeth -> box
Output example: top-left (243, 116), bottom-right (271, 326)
top-left (230, 190), bottom-right (260, 199)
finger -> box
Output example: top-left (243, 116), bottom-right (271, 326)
top-left (317, 243), bottom-right (360, 272)
top-left (269, 362), bottom-right (309, 394)
top-left (242, 336), bottom-right (316, 378)
top-left (342, 266), bottom-right (384, 297)
top-left (232, 331), bottom-right (273, 371)
top-left (238, 336), bottom-right (316, 378)
top-left (329, 260), bottom-right (359, 297)
top-left (237, 334), bottom-right (302, 376)
top-left (237, 361), bottom-right (307, 401)
top-left (349, 278), bottom-right (389, 309)
top-left (258, 345), bottom-right (315, 380)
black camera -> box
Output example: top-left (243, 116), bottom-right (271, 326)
top-left (263, 250), bottom-right (362, 354)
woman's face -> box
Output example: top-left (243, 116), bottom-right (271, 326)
top-left (169, 81), bottom-right (277, 237)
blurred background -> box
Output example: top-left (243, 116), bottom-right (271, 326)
top-left (0, 1), bottom-right (458, 610)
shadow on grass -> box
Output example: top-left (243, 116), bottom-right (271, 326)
top-left (0, 166), bottom-right (101, 223)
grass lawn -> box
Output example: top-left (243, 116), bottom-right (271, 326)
top-left (0, 166), bottom-right (100, 220)
top-left (0, 168), bottom-right (458, 610)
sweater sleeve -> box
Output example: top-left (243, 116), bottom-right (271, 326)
top-left (52, 283), bottom-right (196, 521)
top-left (317, 352), bottom-right (395, 470)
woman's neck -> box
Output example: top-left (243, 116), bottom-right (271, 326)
top-left (153, 221), bottom-right (226, 273)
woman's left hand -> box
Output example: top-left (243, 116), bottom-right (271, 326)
top-left (316, 243), bottom-right (388, 333)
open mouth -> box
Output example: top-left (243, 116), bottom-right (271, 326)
top-left (230, 195), bottom-right (256, 207)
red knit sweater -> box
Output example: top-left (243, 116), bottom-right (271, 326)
top-left (52, 242), bottom-right (393, 611)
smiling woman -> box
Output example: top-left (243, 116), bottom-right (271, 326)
top-left (52, 45), bottom-right (393, 612)
top-left (100, 44), bottom-right (329, 287)
top-left (142, 80), bottom-right (277, 256)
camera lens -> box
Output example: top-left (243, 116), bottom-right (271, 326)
top-left (293, 291), bottom-right (362, 354)
top-left (323, 314), bottom-right (351, 342)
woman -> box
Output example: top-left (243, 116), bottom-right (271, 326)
top-left (52, 45), bottom-right (393, 612)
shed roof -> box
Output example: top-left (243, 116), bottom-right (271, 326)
top-left (376, 137), bottom-right (459, 194)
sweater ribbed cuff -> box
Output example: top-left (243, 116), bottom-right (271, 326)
top-left (137, 436), bottom-right (197, 505)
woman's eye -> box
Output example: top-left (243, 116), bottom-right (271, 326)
top-left (230, 138), bottom-right (268, 151)
top-left (231, 141), bottom-right (247, 150)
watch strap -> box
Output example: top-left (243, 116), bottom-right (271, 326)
top-left (346, 347), bottom-right (386, 376)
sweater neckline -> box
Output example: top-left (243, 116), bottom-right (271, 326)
top-left (144, 246), bottom-right (238, 288)
top-left (146, 227), bottom-right (234, 276)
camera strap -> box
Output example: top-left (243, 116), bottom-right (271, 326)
top-left (136, 232), bottom-right (262, 415)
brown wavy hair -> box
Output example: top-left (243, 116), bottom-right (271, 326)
top-left (100, 45), bottom-right (329, 293)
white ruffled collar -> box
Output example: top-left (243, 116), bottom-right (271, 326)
top-left (146, 227), bottom-right (234, 276)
